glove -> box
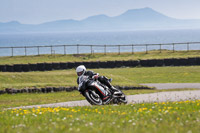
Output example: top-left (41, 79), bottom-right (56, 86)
top-left (92, 75), bottom-right (99, 80)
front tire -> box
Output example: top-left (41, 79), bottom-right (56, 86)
top-left (84, 90), bottom-right (103, 105)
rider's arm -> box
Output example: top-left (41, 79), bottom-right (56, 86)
top-left (86, 70), bottom-right (99, 80)
top-left (77, 77), bottom-right (79, 85)
top-left (85, 71), bottom-right (98, 78)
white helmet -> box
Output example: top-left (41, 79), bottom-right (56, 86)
top-left (76, 65), bottom-right (86, 76)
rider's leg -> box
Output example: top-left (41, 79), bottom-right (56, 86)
top-left (98, 76), bottom-right (112, 88)
top-left (98, 76), bottom-right (122, 95)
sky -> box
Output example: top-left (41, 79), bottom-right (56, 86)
top-left (0, 0), bottom-right (200, 24)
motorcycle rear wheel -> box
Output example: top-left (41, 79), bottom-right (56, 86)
top-left (118, 94), bottom-right (128, 104)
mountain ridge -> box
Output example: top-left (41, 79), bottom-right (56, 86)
top-left (1, 7), bottom-right (200, 33)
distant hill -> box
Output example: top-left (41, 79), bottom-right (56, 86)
top-left (1, 7), bottom-right (200, 33)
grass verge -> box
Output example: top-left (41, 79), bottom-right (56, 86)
top-left (0, 100), bottom-right (199, 133)
top-left (0, 66), bottom-right (200, 90)
top-left (0, 50), bottom-right (200, 65)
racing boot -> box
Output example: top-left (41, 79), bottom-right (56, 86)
top-left (110, 86), bottom-right (123, 96)
top-left (108, 78), bottom-right (112, 83)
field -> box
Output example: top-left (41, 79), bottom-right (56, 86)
top-left (0, 100), bottom-right (199, 133)
top-left (0, 66), bottom-right (200, 90)
top-left (1, 51), bottom-right (200, 133)
top-left (0, 50), bottom-right (200, 65)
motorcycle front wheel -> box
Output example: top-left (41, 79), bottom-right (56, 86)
top-left (84, 90), bottom-right (103, 105)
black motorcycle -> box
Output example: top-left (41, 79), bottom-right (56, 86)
top-left (78, 75), bottom-right (127, 105)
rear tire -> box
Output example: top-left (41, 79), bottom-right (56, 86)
top-left (118, 94), bottom-right (128, 104)
top-left (84, 90), bottom-right (103, 105)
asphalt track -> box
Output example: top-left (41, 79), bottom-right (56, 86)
top-left (9, 90), bottom-right (200, 109)
top-left (141, 83), bottom-right (200, 89)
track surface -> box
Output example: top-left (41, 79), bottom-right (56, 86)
top-left (141, 83), bottom-right (200, 89)
top-left (9, 90), bottom-right (200, 109)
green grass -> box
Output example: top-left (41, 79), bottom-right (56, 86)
top-left (0, 88), bottom-right (197, 110)
top-left (0, 91), bottom-right (84, 110)
top-left (0, 100), bottom-right (200, 133)
top-left (0, 50), bottom-right (200, 65)
top-left (0, 66), bottom-right (200, 90)
top-left (1, 50), bottom-right (199, 132)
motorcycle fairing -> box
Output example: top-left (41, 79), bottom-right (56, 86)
top-left (89, 82), bottom-right (108, 97)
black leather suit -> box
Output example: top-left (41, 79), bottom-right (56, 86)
top-left (77, 70), bottom-right (112, 89)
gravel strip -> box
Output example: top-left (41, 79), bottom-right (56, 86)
top-left (8, 90), bottom-right (200, 109)
top-left (127, 90), bottom-right (200, 104)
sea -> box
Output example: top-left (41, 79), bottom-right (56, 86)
top-left (0, 29), bottom-right (200, 56)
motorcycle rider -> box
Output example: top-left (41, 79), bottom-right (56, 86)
top-left (76, 65), bottom-right (122, 100)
